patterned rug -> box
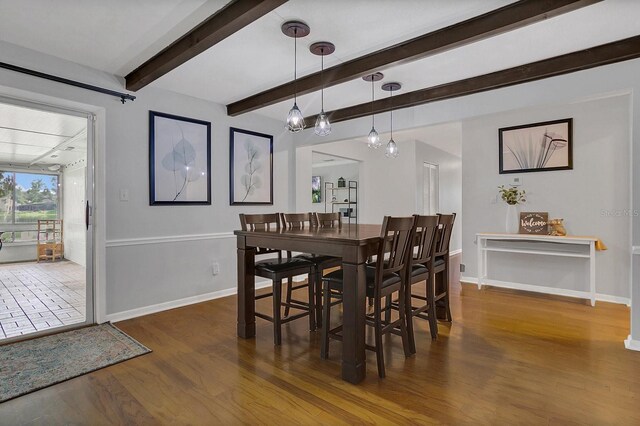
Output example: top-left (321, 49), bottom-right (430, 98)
top-left (0, 323), bottom-right (151, 402)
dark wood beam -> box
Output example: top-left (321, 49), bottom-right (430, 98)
top-left (304, 35), bottom-right (640, 125)
top-left (226, 0), bottom-right (600, 116)
top-left (126, 0), bottom-right (288, 91)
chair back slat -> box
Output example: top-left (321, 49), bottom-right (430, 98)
top-left (376, 216), bottom-right (416, 284)
top-left (434, 213), bottom-right (456, 256)
top-left (238, 213), bottom-right (281, 256)
top-left (413, 215), bottom-right (439, 266)
top-left (281, 213), bottom-right (313, 229)
top-left (315, 212), bottom-right (342, 229)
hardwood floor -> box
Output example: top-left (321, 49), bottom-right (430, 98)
top-left (2, 260), bottom-right (638, 424)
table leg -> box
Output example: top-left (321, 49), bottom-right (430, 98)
top-left (341, 248), bottom-right (367, 384)
top-left (237, 238), bottom-right (256, 338)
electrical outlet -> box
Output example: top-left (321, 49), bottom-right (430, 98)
top-left (212, 262), bottom-right (220, 276)
top-left (460, 263), bottom-right (466, 273)
top-left (119, 188), bottom-right (129, 202)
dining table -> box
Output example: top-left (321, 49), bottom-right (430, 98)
top-left (235, 223), bottom-right (382, 384)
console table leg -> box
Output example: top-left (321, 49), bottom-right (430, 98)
top-left (477, 239), bottom-right (483, 289)
top-left (590, 242), bottom-right (596, 306)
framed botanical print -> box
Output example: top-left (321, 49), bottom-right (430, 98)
top-left (499, 118), bottom-right (573, 174)
top-left (229, 127), bottom-right (273, 205)
top-left (149, 111), bottom-right (211, 205)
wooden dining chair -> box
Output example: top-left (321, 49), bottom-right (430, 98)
top-left (433, 213), bottom-right (456, 322)
top-left (239, 213), bottom-right (315, 345)
top-left (280, 212), bottom-right (342, 327)
top-left (388, 215), bottom-right (440, 353)
top-left (320, 216), bottom-right (416, 378)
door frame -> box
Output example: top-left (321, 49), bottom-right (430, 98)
top-left (0, 94), bottom-right (101, 339)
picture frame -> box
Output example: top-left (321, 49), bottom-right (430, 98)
top-left (149, 111), bottom-right (211, 205)
top-left (499, 118), bottom-right (573, 174)
top-left (312, 176), bottom-right (321, 203)
top-left (229, 127), bottom-right (273, 205)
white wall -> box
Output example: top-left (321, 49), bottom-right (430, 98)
top-left (461, 94), bottom-right (631, 299)
top-left (310, 161), bottom-right (359, 214)
top-left (62, 163), bottom-right (86, 267)
top-left (0, 41), bottom-right (294, 320)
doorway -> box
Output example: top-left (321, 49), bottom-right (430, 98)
top-left (0, 97), bottom-right (94, 342)
top-left (423, 162), bottom-right (439, 215)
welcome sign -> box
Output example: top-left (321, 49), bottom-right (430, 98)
top-left (519, 212), bottom-right (549, 234)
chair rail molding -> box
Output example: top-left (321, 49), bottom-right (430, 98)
top-left (106, 232), bottom-right (234, 247)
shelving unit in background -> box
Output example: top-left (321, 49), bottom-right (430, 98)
top-left (37, 219), bottom-right (64, 262)
top-left (324, 181), bottom-right (358, 224)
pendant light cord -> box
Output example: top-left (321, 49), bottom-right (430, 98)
top-left (294, 28), bottom-right (298, 104)
top-left (390, 89), bottom-right (394, 139)
top-left (321, 50), bottom-right (324, 110)
top-left (371, 78), bottom-right (375, 127)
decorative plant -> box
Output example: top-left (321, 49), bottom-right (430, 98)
top-left (498, 185), bottom-right (526, 205)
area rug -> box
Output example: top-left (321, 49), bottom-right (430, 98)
top-left (0, 323), bottom-right (151, 402)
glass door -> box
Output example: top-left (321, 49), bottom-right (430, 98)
top-left (0, 96), bottom-right (94, 342)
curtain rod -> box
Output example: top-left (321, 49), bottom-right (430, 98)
top-left (0, 61), bottom-right (136, 104)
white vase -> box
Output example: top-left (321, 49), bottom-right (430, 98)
top-left (505, 204), bottom-right (519, 233)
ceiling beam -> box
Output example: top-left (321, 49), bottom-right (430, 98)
top-left (304, 35), bottom-right (640, 125)
top-left (226, 0), bottom-right (600, 116)
top-left (125, 0), bottom-right (288, 91)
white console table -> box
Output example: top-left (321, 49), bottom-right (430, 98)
top-left (476, 233), bottom-right (599, 306)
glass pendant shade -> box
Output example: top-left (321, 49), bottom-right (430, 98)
top-left (367, 127), bottom-right (381, 149)
top-left (286, 102), bottom-right (305, 132)
top-left (314, 110), bottom-right (331, 136)
top-left (385, 138), bottom-right (399, 158)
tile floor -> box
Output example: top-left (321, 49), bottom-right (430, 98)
top-left (0, 260), bottom-right (85, 340)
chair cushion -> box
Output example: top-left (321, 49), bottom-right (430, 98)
top-left (254, 257), bottom-right (313, 274)
top-left (322, 266), bottom-right (401, 297)
top-left (433, 257), bottom-right (446, 271)
top-left (411, 264), bottom-right (429, 277)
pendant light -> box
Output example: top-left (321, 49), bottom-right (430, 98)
top-left (381, 82), bottom-right (401, 158)
top-left (282, 21), bottom-right (310, 133)
top-left (362, 72), bottom-right (384, 149)
top-left (310, 42), bottom-right (335, 136)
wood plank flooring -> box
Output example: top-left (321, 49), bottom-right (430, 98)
top-left (1, 262), bottom-right (638, 424)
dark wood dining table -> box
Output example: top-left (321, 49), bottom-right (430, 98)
top-left (235, 223), bottom-right (382, 384)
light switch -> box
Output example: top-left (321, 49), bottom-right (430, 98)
top-left (119, 188), bottom-right (129, 202)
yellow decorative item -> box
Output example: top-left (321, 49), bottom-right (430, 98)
top-left (594, 239), bottom-right (607, 251)
top-left (548, 218), bottom-right (566, 236)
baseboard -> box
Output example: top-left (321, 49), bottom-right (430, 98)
top-left (450, 249), bottom-right (462, 257)
top-left (104, 280), bottom-right (272, 323)
top-left (624, 335), bottom-right (640, 351)
top-left (460, 276), bottom-right (630, 306)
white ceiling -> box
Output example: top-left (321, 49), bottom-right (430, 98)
top-left (0, 0), bottom-right (639, 126)
top-left (0, 102), bottom-right (87, 168)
